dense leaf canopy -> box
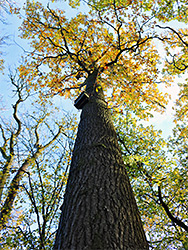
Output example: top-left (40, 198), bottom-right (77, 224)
top-left (18, 0), bottom-right (176, 117)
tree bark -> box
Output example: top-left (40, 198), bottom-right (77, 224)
top-left (54, 71), bottom-right (149, 250)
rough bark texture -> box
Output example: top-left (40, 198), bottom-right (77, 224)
top-left (54, 72), bottom-right (149, 250)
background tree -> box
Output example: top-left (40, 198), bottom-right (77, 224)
top-left (151, 24), bottom-right (188, 249)
top-left (115, 112), bottom-right (188, 249)
top-left (156, 25), bottom-right (188, 124)
top-left (0, 71), bottom-right (77, 249)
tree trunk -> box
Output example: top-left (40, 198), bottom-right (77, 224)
top-left (54, 71), bottom-right (149, 250)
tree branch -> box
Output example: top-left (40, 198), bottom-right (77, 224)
top-left (158, 186), bottom-right (188, 233)
top-left (0, 125), bottom-right (64, 231)
top-left (156, 25), bottom-right (188, 47)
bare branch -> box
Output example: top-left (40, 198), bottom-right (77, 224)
top-left (156, 25), bottom-right (188, 47)
top-left (0, 124), bottom-right (65, 230)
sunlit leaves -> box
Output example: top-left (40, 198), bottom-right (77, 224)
top-left (155, 26), bottom-right (188, 122)
top-left (82, 0), bottom-right (188, 22)
top-left (174, 82), bottom-right (188, 122)
top-left (17, 0), bottom-right (173, 117)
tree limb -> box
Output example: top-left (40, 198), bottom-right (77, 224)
top-left (156, 25), bottom-right (188, 47)
top-left (158, 186), bottom-right (188, 233)
top-left (0, 125), bottom-right (64, 231)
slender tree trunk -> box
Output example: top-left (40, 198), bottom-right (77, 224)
top-left (0, 127), bottom-right (62, 231)
top-left (54, 71), bottom-right (149, 250)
